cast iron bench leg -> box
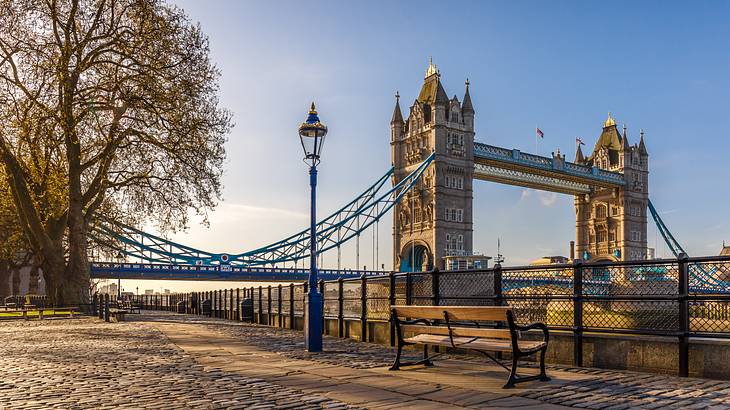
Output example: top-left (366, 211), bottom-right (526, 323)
top-left (389, 343), bottom-right (403, 371)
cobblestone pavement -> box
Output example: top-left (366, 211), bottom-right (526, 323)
top-left (145, 312), bottom-right (730, 409)
top-left (0, 317), bottom-right (360, 409)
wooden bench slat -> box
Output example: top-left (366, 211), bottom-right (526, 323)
top-left (400, 324), bottom-right (514, 339)
top-left (392, 305), bottom-right (511, 321)
top-left (403, 334), bottom-right (545, 352)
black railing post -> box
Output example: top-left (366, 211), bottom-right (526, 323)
top-left (98, 294), bottom-right (104, 319)
top-left (678, 253), bottom-right (690, 377)
top-left (278, 284), bottom-right (283, 328)
top-left (319, 279), bottom-right (325, 335)
top-left (267, 285), bottom-right (272, 326)
top-left (229, 288), bottom-right (233, 320)
top-left (493, 263), bottom-right (503, 306)
top-left (303, 282), bottom-right (308, 326)
top-left (405, 272), bottom-right (413, 305)
top-left (236, 288), bottom-right (240, 321)
top-left (389, 271), bottom-right (396, 347)
top-left (337, 277), bottom-right (344, 338)
top-left (92, 293), bottom-right (98, 317)
top-left (573, 260), bottom-right (584, 367)
top-left (360, 274), bottom-right (367, 342)
top-left (289, 283), bottom-right (295, 329)
top-left (104, 293), bottom-right (110, 322)
top-left (432, 268), bottom-right (440, 306)
top-left (258, 286), bottom-right (263, 324)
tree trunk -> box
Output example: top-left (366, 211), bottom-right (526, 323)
top-left (28, 263), bottom-right (40, 294)
top-left (0, 261), bottom-right (10, 299)
top-left (41, 244), bottom-right (66, 306)
top-left (11, 266), bottom-right (20, 295)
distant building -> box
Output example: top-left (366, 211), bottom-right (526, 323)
top-left (721, 243), bottom-right (730, 257)
top-left (530, 256), bottom-right (570, 266)
top-left (443, 254), bottom-right (491, 271)
top-left (145, 289), bottom-right (154, 295)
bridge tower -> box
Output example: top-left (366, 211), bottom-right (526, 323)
top-left (391, 59), bottom-right (474, 271)
top-left (574, 113), bottom-right (649, 261)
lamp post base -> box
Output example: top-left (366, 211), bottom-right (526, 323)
top-left (304, 291), bottom-right (323, 352)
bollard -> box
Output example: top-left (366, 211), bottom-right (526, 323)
top-left (104, 294), bottom-right (110, 322)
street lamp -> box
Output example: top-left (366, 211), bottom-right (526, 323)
top-left (299, 102), bottom-right (328, 352)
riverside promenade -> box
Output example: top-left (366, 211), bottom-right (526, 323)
top-left (2, 313), bottom-right (730, 409)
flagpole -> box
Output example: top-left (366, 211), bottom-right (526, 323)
top-left (535, 125), bottom-right (538, 155)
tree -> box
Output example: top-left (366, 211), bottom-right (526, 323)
top-left (0, 171), bottom-right (33, 299)
top-left (0, 0), bottom-right (231, 305)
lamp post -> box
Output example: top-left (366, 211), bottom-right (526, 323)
top-left (298, 102), bottom-right (328, 352)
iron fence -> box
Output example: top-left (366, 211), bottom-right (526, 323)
top-left (131, 254), bottom-right (730, 378)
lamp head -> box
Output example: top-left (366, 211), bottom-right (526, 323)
top-left (298, 102), bottom-right (328, 167)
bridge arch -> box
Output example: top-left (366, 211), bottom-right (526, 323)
top-left (398, 240), bottom-right (433, 272)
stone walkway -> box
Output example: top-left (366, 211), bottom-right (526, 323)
top-left (2, 312), bottom-right (730, 409)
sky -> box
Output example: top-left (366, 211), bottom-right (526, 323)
top-left (120, 0), bottom-right (730, 292)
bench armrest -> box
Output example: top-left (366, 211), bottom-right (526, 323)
top-left (397, 318), bottom-right (434, 326)
top-left (513, 321), bottom-right (549, 343)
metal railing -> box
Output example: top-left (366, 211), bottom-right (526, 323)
top-left (133, 254), bottom-right (730, 378)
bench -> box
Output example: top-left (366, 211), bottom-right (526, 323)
top-left (38, 307), bottom-right (79, 319)
top-left (390, 305), bottom-right (550, 388)
top-left (108, 308), bottom-right (127, 322)
top-left (119, 301), bottom-right (141, 314)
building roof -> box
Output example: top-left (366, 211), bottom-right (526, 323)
top-left (417, 59), bottom-right (449, 106)
top-left (721, 243), bottom-right (730, 256)
top-left (462, 79), bottom-right (474, 114)
top-left (586, 112), bottom-right (624, 166)
top-left (575, 144), bottom-right (585, 163)
top-left (391, 92), bottom-right (403, 124)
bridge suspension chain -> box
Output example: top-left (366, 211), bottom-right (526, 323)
top-left (91, 153), bottom-right (435, 268)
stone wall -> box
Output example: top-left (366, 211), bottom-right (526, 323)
top-left (261, 313), bottom-right (730, 380)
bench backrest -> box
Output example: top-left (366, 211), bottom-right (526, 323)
top-left (391, 305), bottom-right (511, 322)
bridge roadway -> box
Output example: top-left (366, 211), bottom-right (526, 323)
top-left (90, 262), bottom-right (388, 281)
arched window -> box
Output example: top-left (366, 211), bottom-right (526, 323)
top-left (595, 204), bottom-right (607, 219)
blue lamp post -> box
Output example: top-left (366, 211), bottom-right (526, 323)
top-left (299, 102), bottom-right (327, 352)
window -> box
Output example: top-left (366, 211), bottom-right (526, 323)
top-left (597, 230), bottom-right (607, 243)
top-left (445, 208), bottom-right (463, 222)
top-left (629, 205), bottom-right (642, 217)
top-left (595, 205), bottom-right (607, 219)
top-left (609, 231), bottom-right (616, 242)
top-left (445, 174), bottom-right (464, 190)
top-left (445, 233), bottom-right (464, 252)
top-left (448, 133), bottom-right (464, 146)
top-left (631, 231), bottom-right (641, 242)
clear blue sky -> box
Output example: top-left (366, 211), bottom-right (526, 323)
top-left (121, 0), bottom-right (730, 292)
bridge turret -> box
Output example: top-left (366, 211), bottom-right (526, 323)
top-left (391, 59), bottom-right (475, 272)
top-left (575, 114), bottom-right (649, 262)
top-left (462, 79), bottom-right (474, 129)
top-left (390, 92), bottom-right (405, 169)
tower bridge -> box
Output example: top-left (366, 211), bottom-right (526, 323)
top-left (90, 60), bottom-right (722, 291)
top-left (390, 59), bottom-right (648, 272)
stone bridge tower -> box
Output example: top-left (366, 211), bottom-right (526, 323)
top-left (391, 60), bottom-right (474, 271)
top-left (574, 113), bottom-right (649, 261)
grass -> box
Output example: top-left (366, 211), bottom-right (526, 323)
top-left (0, 309), bottom-right (75, 319)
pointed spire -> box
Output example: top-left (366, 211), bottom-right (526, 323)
top-left (604, 112), bottom-right (616, 128)
top-left (425, 56), bottom-right (438, 78)
top-left (575, 144), bottom-right (585, 163)
top-left (391, 91), bottom-right (403, 124)
top-left (621, 124), bottom-right (629, 149)
top-left (462, 78), bottom-right (474, 115)
top-left (639, 128), bottom-right (648, 155)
